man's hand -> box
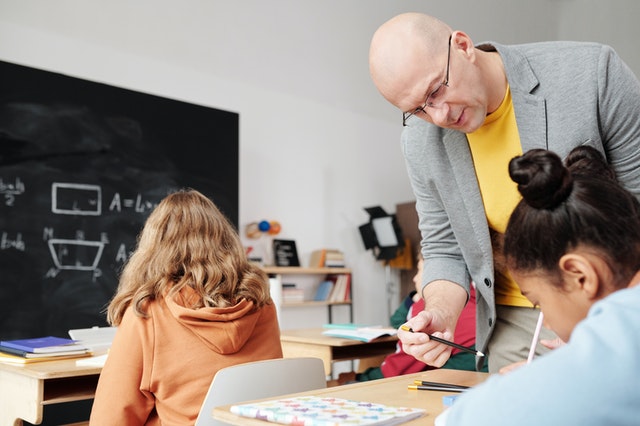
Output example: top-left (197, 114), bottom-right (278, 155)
top-left (398, 280), bottom-right (467, 367)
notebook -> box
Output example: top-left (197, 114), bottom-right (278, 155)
top-left (68, 326), bottom-right (117, 354)
top-left (230, 395), bottom-right (425, 426)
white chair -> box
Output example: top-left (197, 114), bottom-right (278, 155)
top-left (195, 357), bottom-right (327, 426)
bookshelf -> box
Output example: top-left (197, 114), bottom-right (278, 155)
top-left (262, 266), bottom-right (353, 324)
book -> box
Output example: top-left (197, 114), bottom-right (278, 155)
top-left (309, 249), bottom-right (327, 268)
top-left (282, 286), bottom-right (305, 303)
top-left (230, 395), bottom-right (425, 425)
top-left (68, 326), bottom-right (117, 354)
top-left (0, 350), bottom-right (91, 364)
top-left (309, 249), bottom-right (345, 268)
top-left (321, 326), bottom-right (397, 342)
top-left (0, 345), bottom-right (90, 358)
top-left (323, 323), bottom-right (382, 330)
top-left (324, 250), bottom-right (345, 267)
top-left (314, 280), bottom-right (334, 301)
top-left (328, 274), bottom-right (350, 303)
top-left (0, 336), bottom-right (87, 354)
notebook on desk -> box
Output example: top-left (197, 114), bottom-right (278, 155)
top-left (68, 326), bottom-right (117, 354)
top-left (230, 395), bottom-right (425, 426)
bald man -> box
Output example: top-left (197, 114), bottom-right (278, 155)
top-left (369, 13), bottom-right (640, 372)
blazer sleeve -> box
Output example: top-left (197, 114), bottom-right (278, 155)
top-left (596, 44), bottom-right (640, 198)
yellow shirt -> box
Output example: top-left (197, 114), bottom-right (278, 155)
top-left (467, 85), bottom-right (532, 307)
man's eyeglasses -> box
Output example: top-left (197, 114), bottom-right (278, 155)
top-left (402, 34), bottom-right (452, 127)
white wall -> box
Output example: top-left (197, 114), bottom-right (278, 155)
top-left (1, 0), bottom-right (638, 328)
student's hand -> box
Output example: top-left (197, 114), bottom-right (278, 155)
top-left (498, 360), bottom-right (526, 375)
top-left (498, 338), bottom-right (566, 375)
top-left (540, 337), bottom-right (565, 350)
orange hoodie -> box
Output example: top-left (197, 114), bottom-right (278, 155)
top-left (89, 287), bottom-right (282, 425)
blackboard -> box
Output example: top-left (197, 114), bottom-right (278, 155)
top-left (0, 60), bottom-right (238, 340)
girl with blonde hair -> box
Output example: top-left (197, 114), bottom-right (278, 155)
top-left (90, 189), bottom-right (282, 425)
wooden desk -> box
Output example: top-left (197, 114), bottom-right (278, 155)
top-left (212, 368), bottom-right (489, 426)
top-left (0, 356), bottom-right (104, 426)
top-left (279, 328), bottom-right (398, 376)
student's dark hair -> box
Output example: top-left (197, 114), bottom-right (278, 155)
top-left (504, 146), bottom-right (640, 290)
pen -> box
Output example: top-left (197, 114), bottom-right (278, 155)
top-left (527, 311), bottom-right (544, 364)
top-left (408, 384), bottom-right (467, 392)
top-left (400, 324), bottom-right (485, 357)
top-left (413, 380), bottom-right (469, 390)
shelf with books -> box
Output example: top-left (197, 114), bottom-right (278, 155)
top-left (262, 266), bottom-right (353, 324)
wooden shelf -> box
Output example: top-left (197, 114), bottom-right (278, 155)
top-left (263, 266), bottom-right (353, 324)
top-left (262, 266), bottom-right (351, 275)
top-left (282, 300), bottom-right (352, 308)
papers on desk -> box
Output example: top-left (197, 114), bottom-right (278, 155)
top-left (322, 325), bottom-right (398, 342)
top-left (76, 353), bottom-right (109, 367)
top-left (230, 395), bottom-right (425, 425)
top-left (68, 326), bottom-right (117, 355)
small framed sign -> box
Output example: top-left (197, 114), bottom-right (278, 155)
top-left (272, 239), bottom-right (300, 267)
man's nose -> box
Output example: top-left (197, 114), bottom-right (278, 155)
top-left (427, 105), bottom-right (450, 127)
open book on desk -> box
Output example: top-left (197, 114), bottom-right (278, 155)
top-left (322, 324), bottom-right (397, 342)
top-left (231, 395), bottom-right (425, 426)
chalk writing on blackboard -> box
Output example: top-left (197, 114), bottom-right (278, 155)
top-left (0, 59), bottom-right (239, 340)
top-left (0, 177), bottom-right (25, 206)
top-left (52, 183), bottom-right (102, 216)
top-left (47, 238), bottom-right (106, 271)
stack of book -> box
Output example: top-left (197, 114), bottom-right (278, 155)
top-left (282, 283), bottom-right (305, 304)
top-left (308, 249), bottom-right (346, 268)
top-left (312, 274), bottom-right (351, 303)
top-left (0, 336), bottom-right (90, 364)
top-left (328, 274), bottom-right (351, 303)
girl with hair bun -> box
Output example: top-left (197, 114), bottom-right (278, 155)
top-left (437, 146), bottom-right (640, 426)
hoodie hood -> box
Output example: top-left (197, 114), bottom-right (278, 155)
top-left (164, 286), bottom-right (266, 355)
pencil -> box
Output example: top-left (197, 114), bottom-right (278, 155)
top-left (407, 384), bottom-right (467, 392)
top-left (400, 324), bottom-right (485, 357)
top-left (527, 311), bottom-right (544, 363)
top-left (413, 380), bottom-right (469, 390)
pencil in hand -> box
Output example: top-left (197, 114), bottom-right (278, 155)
top-left (400, 324), bottom-right (485, 357)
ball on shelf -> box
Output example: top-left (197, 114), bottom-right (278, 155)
top-left (245, 222), bottom-right (262, 239)
top-left (258, 220), bottom-right (271, 232)
top-left (267, 221), bottom-right (281, 235)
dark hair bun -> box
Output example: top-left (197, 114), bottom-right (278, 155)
top-left (565, 145), bottom-right (616, 182)
top-left (508, 149), bottom-right (572, 209)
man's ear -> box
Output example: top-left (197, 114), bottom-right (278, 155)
top-left (452, 30), bottom-right (474, 57)
top-left (558, 253), bottom-right (600, 299)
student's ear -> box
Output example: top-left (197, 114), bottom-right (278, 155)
top-left (558, 254), bottom-right (600, 299)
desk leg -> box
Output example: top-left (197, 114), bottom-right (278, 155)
top-left (0, 369), bottom-right (43, 426)
top-left (281, 342), bottom-right (333, 377)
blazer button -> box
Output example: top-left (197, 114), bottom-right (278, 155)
top-left (484, 278), bottom-right (492, 287)
top-left (488, 318), bottom-right (493, 327)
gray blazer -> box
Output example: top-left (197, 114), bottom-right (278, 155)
top-left (402, 41), bottom-right (640, 369)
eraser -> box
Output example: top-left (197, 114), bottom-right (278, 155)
top-left (442, 395), bottom-right (459, 407)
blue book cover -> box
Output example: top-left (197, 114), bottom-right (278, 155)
top-left (0, 336), bottom-right (81, 353)
top-left (314, 280), bottom-right (334, 301)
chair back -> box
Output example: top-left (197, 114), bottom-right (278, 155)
top-left (195, 356), bottom-right (327, 426)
